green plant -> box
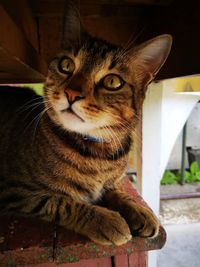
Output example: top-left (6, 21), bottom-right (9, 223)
top-left (185, 161), bottom-right (200, 183)
top-left (160, 170), bottom-right (178, 185)
top-left (161, 161), bottom-right (200, 185)
top-left (176, 170), bottom-right (192, 183)
top-left (23, 83), bottom-right (43, 95)
top-left (190, 161), bottom-right (200, 179)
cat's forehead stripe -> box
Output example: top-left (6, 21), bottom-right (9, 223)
top-left (108, 59), bottom-right (117, 70)
top-left (84, 38), bottom-right (117, 58)
top-left (78, 39), bottom-right (119, 75)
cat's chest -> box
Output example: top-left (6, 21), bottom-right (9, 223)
top-left (53, 173), bottom-right (105, 203)
top-left (54, 159), bottom-right (126, 203)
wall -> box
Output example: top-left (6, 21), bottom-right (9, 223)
top-left (167, 102), bottom-right (200, 170)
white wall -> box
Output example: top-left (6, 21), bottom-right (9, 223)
top-left (167, 102), bottom-right (200, 170)
top-left (142, 79), bottom-right (200, 267)
top-left (142, 80), bottom-right (200, 213)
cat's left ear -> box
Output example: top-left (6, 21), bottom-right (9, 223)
top-left (130, 34), bottom-right (172, 90)
top-left (61, 0), bottom-right (87, 49)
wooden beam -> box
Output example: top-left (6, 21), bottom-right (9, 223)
top-left (30, 0), bottom-right (171, 18)
top-left (1, 0), bottom-right (39, 51)
top-left (126, 0), bottom-right (171, 4)
top-left (0, 48), bottom-right (45, 83)
top-left (0, 3), bottom-right (47, 83)
top-left (30, 1), bottom-right (141, 17)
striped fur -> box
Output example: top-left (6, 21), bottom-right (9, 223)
top-left (0, 11), bottom-right (172, 245)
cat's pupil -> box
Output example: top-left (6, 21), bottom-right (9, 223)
top-left (63, 61), bottom-right (70, 71)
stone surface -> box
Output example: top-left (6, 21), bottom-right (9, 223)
top-left (160, 198), bottom-right (200, 224)
top-left (157, 223), bottom-right (200, 267)
top-left (160, 183), bottom-right (200, 224)
top-left (160, 182), bottom-right (200, 196)
top-left (158, 184), bottom-right (200, 267)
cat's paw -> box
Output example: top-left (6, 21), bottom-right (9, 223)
top-left (86, 209), bottom-right (132, 246)
top-left (124, 203), bottom-right (159, 238)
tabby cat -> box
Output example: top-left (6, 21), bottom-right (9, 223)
top-left (0, 3), bottom-right (172, 246)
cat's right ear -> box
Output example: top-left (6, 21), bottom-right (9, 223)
top-left (61, 0), bottom-right (87, 49)
top-left (128, 34), bottom-right (172, 91)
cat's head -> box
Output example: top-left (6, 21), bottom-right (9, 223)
top-left (44, 3), bottom-right (172, 140)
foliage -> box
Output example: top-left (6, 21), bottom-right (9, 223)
top-left (161, 161), bottom-right (200, 185)
top-left (161, 170), bottom-right (179, 185)
top-left (23, 83), bottom-right (43, 95)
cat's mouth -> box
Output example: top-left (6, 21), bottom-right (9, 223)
top-left (61, 107), bottom-right (85, 123)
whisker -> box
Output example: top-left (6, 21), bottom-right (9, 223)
top-left (21, 102), bottom-right (52, 136)
top-left (107, 125), bottom-right (124, 158)
top-left (19, 101), bottom-right (49, 123)
top-left (103, 126), bottom-right (118, 160)
top-left (31, 106), bottom-right (52, 142)
top-left (101, 108), bottom-right (142, 153)
top-left (16, 97), bottom-right (44, 113)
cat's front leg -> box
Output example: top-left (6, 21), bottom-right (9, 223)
top-left (39, 195), bottom-right (132, 246)
top-left (103, 189), bottom-right (159, 238)
top-left (57, 197), bottom-right (132, 245)
top-left (1, 190), bottom-right (131, 246)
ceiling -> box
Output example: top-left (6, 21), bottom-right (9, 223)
top-left (0, 0), bottom-right (199, 83)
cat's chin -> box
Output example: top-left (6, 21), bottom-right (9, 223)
top-left (57, 110), bottom-right (96, 134)
top-left (61, 108), bottom-right (85, 123)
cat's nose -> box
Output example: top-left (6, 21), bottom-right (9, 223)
top-left (64, 88), bottom-right (85, 105)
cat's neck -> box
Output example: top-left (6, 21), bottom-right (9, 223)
top-left (43, 113), bottom-right (109, 144)
top-left (40, 113), bottom-right (132, 161)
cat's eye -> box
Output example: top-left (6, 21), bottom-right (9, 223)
top-left (103, 74), bottom-right (124, 91)
top-left (58, 57), bottom-right (75, 74)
